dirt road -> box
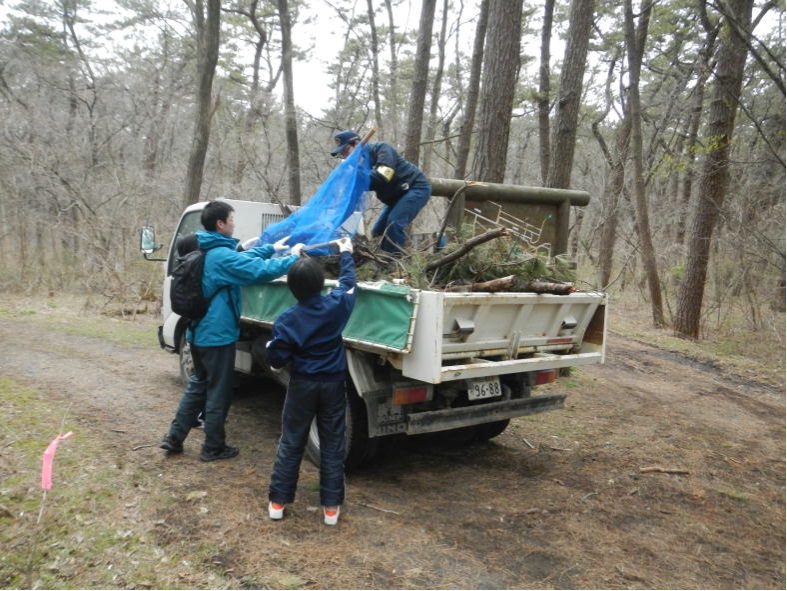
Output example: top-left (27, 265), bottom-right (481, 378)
top-left (1, 307), bottom-right (784, 589)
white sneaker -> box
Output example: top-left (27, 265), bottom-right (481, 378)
top-left (269, 502), bottom-right (284, 520)
top-left (323, 506), bottom-right (340, 526)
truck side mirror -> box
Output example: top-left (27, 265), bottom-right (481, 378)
top-left (139, 225), bottom-right (166, 261)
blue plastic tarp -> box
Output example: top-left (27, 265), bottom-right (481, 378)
top-left (260, 143), bottom-right (371, 255)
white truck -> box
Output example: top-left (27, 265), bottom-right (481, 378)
top-left (140, 185), bottom-right (607, 468)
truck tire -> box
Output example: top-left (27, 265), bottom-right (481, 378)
top-left (178, 333), bottom-right (194, 385)
top-left (305, 387), bottom-right (378, 471)
top-left (474, 419), bottom-right (511, 441)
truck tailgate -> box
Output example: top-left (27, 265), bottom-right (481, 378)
top-left (401, 290), bottom-right (607, 383)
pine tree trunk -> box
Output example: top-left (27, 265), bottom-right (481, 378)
top-left (403, 0), bottom-right (437, 164)
top-left (454, 0), bottom-right (488, 181)
top-left (676, 0), bottom-right (753, 338)
top-left (537, 0), bottom-right (555, 185)
top-left (182, 0), bottom-right (220, 208)
top-left (546, 0), bottom-right (594, 255)
top-left (422, 0), bottom-right (449, 175)
top-left (624, 0), bottom-right (664, 327)
top-left (366, 0), bottom-right (384, 139)
top-left (471, 0), bottom-right (524, 183)
top-left (384, 0), bottom-right (400, 144)
top-left (277, 0), bottom-right (301, 204)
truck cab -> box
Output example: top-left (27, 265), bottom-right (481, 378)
top-left (140, 199), bottom-right (290, 381)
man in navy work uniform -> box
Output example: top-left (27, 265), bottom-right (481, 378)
top-left (331, 130), bottom-right (431, 255)
top-left (161, 200), bottom-right (304, 462)
top-left (266, 238), bottom-right (356, 525)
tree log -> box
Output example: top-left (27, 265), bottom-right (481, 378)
top-left (445, 275), bottom-right (517, 292)
top-left (520, 280), bottom-right (577, 295)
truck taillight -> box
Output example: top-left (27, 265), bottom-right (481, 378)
top-left (535, 369), bottom-right (558, 385)
top-left (393, 384), bottom-right (432, 405)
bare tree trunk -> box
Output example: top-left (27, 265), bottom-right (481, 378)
top-left (624, 0), bottom-right (664, 327)
top-left (403, 0), bottom-right (437, 164)
top-left (676, 0), bottom-right (753, 338)
top-left (538, 0), bottom-right (555, 184)
top-left (366, 0), bottom-right (384, 138)
top-left (471, 0), bottom-right (524, 183)
top-left (230, 0), bottom-right (269, 184)
top-left (454, 0), bottom-right (488, 181)
top-left (591, 49), bottom-right (630, 289)
top-left (277, 0), bottom-right (301, 204)
top-left (143, 32), bottom-right (172, 177)
top-left (546, 0), bottom-right (594, 255)
top-left (676, 5), bottom-right (717, 245)
top-left (422, 0), bottom-right (449, 176)
top-left (383, 0), bottom-right (400, 144)
top-left (182, 0), bottom-right (221, 208)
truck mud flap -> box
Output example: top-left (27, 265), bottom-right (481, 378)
top-left (404, 393), bottom-right (566, 435)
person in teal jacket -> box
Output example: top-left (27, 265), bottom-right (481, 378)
top-left (161, 200), bottom-right (304, 462)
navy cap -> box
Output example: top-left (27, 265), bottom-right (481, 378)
top-left (330, 130), bottom-right (361, 157)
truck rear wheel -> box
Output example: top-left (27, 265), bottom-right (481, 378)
top-left (474, 419), bottom-right (511, 441)
top-left (305, 387), bottom-right (378, 471)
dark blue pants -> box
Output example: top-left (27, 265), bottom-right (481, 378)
top-left (269, 378), bottom-right (347, 507)
top-left (167, 343), bottom-right (236, 453)
top-left (372, 182), bottom-right (431, 254)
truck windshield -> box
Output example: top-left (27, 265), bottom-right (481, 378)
top-left (167, 211), bottom-right (204, 275)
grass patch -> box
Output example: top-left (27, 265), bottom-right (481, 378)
top-left (716, 488), bottom-right (751, 503)
top-left (605, 289), bottom-right (785, 387)
top-left (0, 295), bottom-right (158, 349)
top-left (0, 377), bottom-right (217, 589)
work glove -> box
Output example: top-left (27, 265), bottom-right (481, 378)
top-left (290, 243), bottom-right (305, 257)
top-left (240, 236), bottom-right (259, 251)
top-left (336, 237), bottom-right (353, 254)
top-left (273, 235), bottom-right (291, 252)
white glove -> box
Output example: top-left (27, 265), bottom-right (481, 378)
top-left (240, 236), bottom-right (259, 251)
top-left (273, 235), bottom-right (291, 252)
top-left (290, 243), bottom-right (305, 257)
top-left (336, 237), bottom-right (353, 254)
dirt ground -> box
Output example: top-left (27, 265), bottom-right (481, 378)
top-left (0, 298), bottom-right (784, 590)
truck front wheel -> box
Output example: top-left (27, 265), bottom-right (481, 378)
top-left (305, 387), bottom-right (378, 471)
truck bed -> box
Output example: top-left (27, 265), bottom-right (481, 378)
top-left (241, 281), bottom-right (606, 384)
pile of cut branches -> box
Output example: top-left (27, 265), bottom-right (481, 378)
top-left (320, 224), bottom-right (578, 295)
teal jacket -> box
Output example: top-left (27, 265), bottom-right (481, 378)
top-left (189, 230), bottom-right (298, 347)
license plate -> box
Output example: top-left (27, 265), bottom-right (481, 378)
top-left (467, 377), bottom-right (502, 401)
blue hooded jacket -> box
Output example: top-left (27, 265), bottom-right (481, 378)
top-left (189, 230), bottom-right (298, 347)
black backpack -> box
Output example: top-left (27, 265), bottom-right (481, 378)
top-left (170, 249), bottom-right (214, 321)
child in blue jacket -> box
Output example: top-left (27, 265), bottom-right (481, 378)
top-left (266, 237), bottom-right (356, 525)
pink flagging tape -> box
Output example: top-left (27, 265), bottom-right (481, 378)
top-left (40, 431), bottom-right (73, 490)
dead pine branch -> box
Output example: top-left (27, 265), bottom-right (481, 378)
top-left (425, 227), bottom-right (510, 272)
top-left (639, 466), bottom-right (690, 475)
top-left (354, 501), bottom-right (401, 515)
top-left (132, 443), bottom-right (160, 451)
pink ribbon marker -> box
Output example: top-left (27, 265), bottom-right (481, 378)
top-left (41, 431), bottom-right (73, 490)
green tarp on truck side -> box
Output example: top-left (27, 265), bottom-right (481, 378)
top-left (241, 280), bottom-right (416, 352)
